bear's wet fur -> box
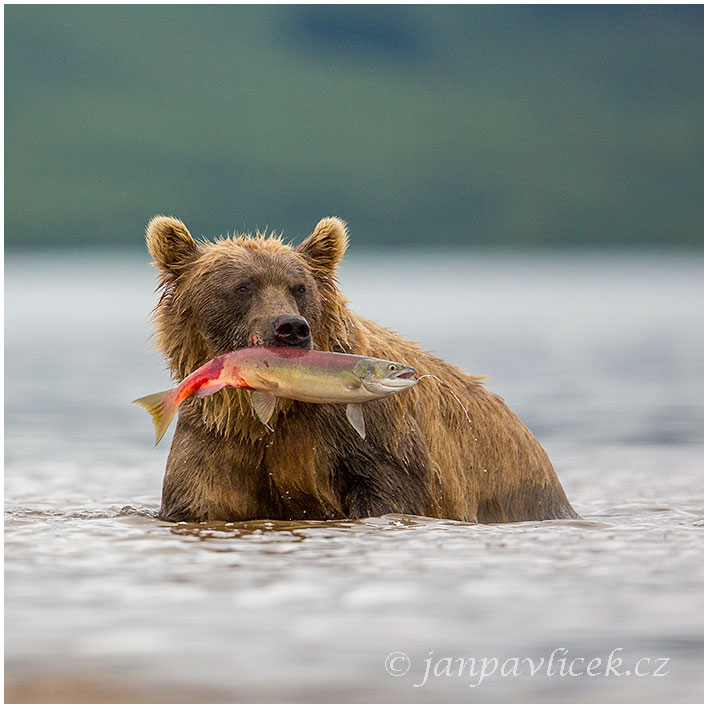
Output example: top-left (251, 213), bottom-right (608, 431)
top-left (146, 215), bottom-right (578, 523)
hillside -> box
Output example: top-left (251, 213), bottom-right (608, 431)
top-left (5, 5), bottom-right (703, 249)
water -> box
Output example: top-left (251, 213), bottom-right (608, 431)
top-left (5, 250), bottom-right (703, 701)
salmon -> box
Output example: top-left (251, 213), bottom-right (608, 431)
top-left (133, 346), bottom-right (417, 443)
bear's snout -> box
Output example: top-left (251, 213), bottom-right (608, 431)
top-left (272, 315), bottom-right (311, 348)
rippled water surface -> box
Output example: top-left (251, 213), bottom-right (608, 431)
top-left (5, 251), bottom-right (703, 702)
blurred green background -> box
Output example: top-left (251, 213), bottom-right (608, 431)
top-left (5, 5), bottom-right (703, 251)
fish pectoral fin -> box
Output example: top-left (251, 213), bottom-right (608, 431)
top-left (252, 391), bottom-right (278, 425)
top-left (194, 382), bottom-right (226, 399)
top-left (344, 372), bottom-right (363, 391)
top-left (346, 403), bottom-right (366, 440)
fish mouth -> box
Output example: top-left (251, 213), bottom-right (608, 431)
top-left (381, 367), bottom-right (417, 389)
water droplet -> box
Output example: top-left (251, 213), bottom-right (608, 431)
top-left (417, 374), bottom-right (472, 423)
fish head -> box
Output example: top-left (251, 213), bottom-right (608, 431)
top-left (353, 358), bottom-right (418, 396)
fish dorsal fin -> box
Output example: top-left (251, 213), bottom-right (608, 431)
top-left (346, 403), bottom-right (366, 440)
top-left (252, 391), bottom-right (277, 425)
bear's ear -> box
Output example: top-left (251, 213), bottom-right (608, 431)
top-left (145, 215), bottom-right (199, 277)
top-left (296, 217), bottom-right (349, 278)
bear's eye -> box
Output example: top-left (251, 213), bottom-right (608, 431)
top-left (294, 284), bottom-right (307, 296)
top-left (235, 284), bottom-right (251, 295)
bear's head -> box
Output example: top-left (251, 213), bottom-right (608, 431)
top-left (146, 216), bottom-right (355, 384)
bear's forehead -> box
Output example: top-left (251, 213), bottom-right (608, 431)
top-left (195, 245), bottom-right (310, 285)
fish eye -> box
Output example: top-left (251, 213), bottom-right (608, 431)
top-left (388, 363), bottom-right (397, 372)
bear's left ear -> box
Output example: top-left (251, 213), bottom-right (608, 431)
top-left (146, 215), bottom-right (199, 277)
top-left (296, 217), bottom-right (349, 278)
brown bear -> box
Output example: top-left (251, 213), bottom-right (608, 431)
top-left (145, 215), bottom-right (578, 523)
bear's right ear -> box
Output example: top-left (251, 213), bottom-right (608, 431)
top-left (296, 217), bottom-right (349, 279)
top-left (145, 215), bottom-right (199, 277)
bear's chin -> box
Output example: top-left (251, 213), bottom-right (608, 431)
top-left (247, 333), bottom-right (314, 350)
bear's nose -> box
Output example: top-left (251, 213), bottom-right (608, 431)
top-left (272, 315), bottom-right (311, 347)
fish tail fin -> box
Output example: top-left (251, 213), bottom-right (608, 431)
top-left (132, 389), bottom-right (177, 445)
